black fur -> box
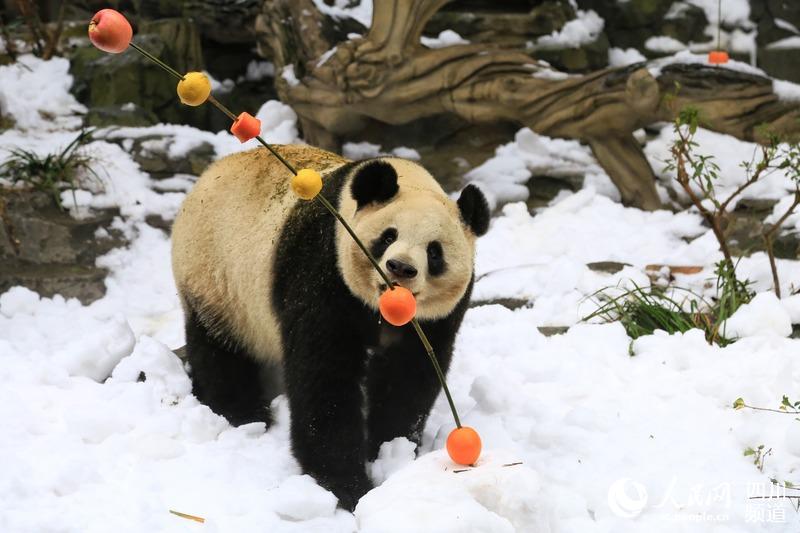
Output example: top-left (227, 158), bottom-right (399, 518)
top-left (369, 227), bottom-right (397, 260)
top-left (351, 160), bottom-right (399, 210)
top-left (457, 184), bottom-right (490, 236)
top-left (426, 241), bottom-right (446, 276)
top-left (183, 305), bottom-right (282, 426)
top-left (184, 159), bottom-right (472, 512)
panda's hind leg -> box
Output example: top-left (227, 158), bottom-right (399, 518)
top-left (184, 307), bottom-right (276, 426)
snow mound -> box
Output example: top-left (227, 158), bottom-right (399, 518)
top-left (0, 56), bottom-right (85, 131)
top-left (722, 292), bottom-right (793, 339)
top-left (356, 450), bottom-right (552, 533)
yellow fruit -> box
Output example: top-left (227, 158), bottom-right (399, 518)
top-left (291, 168), bottom-right (323, 200)
top-left (177, 72), bottom-right (211, 106)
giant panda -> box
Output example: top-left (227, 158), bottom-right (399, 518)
top-left (171, 145), bottom-right (489, 510)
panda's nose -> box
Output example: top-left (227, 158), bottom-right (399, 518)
top-left (386, 259), bottom-right (418, 279)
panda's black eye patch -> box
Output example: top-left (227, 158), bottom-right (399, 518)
top-left (370, 228), bottom-right (397, 259)
top-left (427, 241), bottom-right (446, 276)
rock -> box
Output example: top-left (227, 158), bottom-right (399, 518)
top-left (106, 134), bottom-right (215, 179)
top-left (84, 104), bottom-right (159, 128)
top-left (587, 261), bottom-right (631, 274)
top-left (758, 44), bottom-right (800, 83)
top-left (350, 114), bottom-right (520, 193)
top-left (470, 297), bottom-right (532, 310)
top-left (534, 32), bottom-right (610, 72)
top-left (658, 2), bottom-right (709, 44)
top-left (68, 19), bottom-right (208, 127)
top-left (426, 1), bottom-right (575, 48)
top-left (0, 263), bottom-right (108, 303)
top-left (578, 0), bottom-right (679, 51)
top-left (526, 174), bottom-right (584, 210)
top-left (0, 189), bottom-right (126, 304)
top-left (537, 326), bottom-right (570, 336)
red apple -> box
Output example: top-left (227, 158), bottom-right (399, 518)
top-left (88, 9), bottom-right (132, 54)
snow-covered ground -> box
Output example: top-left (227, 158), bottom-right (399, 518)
top-left (2, 54), bottom-right (800, 533)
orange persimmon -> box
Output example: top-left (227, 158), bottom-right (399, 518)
top-left (379, 286), bottom-right (416, 326)
top-left (230, 112), bottom-right (261, 142)
top-left (708, 50), bottom-right (729, 65)
top-left (446, 426), bottom-right (482, 465)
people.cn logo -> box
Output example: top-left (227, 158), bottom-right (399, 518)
top-left (607, 478), bottom-right (649, 518)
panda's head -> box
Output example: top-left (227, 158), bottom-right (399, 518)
top-left (337, 158), bottom-right (489, 320)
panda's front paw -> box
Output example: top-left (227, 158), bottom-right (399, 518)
top-left (328, 475), bottom-right (373, 512)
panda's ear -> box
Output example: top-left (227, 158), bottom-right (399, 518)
top-left (457, 184), bottom-right (490, 236)
top-left (351, 160), bottom-right (399, 210)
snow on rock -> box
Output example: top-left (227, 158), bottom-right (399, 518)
top-left (608, 47), bottom-right (646, 67)
top-left (645, 36), bottom-right (687, 53)
top-left (343, 141), bottom-right (382, 159)
top-left (254, 100), bottom-right (299, 144)
top-left (534, 9), bottom-right (604, 50)
top-left (773, 79), bottom-right (800, 103)
top-left (722, 292), bottom-right (793, 339)
top-left (465, 127), bottom-right (607, 209)
top-left (0, 55), bottom-right (85, 131)
top-left (356, 451), bottom-right (551, 533)
top-left (311, 0), bottom-right (373, 28)
top-left (686, 0), bottom-right (751, 27)
top-left (421, 30), bottom-right (469, 49)
top-left (341, 141), bottom-right (421, 161)
top-left (647, 50), bottom-right (766, 78)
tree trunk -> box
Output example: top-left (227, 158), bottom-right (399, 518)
top-left (257, 0), bottom-right (800, 210)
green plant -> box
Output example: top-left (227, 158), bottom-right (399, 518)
top-left (583, 264), bottom-right (751, 346)
top-left (668, 107), bottom-right (800, 298)
top-left (744, 445), bottom-right (772, 473)
top-left (0, 128), bottom-right (101, 210)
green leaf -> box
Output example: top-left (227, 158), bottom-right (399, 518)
top-left (733, 398), bottom-right (745, 410)
top-left (744, 447), bottom-right (755, 456)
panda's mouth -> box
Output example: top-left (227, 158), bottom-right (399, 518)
top-left (378, 283), bottom-right (420, 297)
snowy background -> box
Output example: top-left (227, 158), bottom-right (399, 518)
top-left (2, 2), bottom-right (800, 530)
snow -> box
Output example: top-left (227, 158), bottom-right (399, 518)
top-left (465, 127), bottom-right (609, 209)
top-left (421, 30), bottom-right (469, 49)
top-left (342, 142), bottom-right (421, 161)
top-left (686, 0), bottom-right (751, 27)
top-left (722, 292), bottom-right (793, 339)
top-left (2, 50), bottom-right (800, 533)
top-left (645, 36), bottom-right (687, 54)
top-left (774, 18), bottom-right (800, 35)
top-left (767, 36), bottom-right (800, 50)
top-left (310, 0), bottom-right (373, 29)
top-left (773, 79), bottom-right (800, 103)
top-left (280, 64), bottom-right (300, 87)
top-left (647, 50), bottom-right (766, 78)
top-left (645, 125), bottom-right (798, 207)
top-left (0, 55), bottom-right (86, 131)
top-left (244, 60), bottom-right (275, 81)
top-left (608, 47), bottom-right (646, 67)
top-left (534, 10), bottom-right (604, 50)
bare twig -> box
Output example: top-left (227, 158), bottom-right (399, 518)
top-left (763, 191), bottom-right (800, 298)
